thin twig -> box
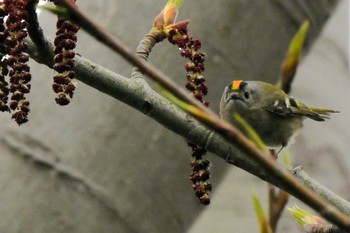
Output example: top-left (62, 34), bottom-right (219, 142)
top-left (269, 185), bottom-right (289, 232)
top-left (58, 0), bottom-right (208, 115)
top-left (55, 0), bottom-right (280, 185)
top-left (34, 1), bottom-right (350, 230)
top-left (26, 37), bottom-right (350, 229)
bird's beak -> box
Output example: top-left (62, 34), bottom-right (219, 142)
top-left (229, 92), bottom-right (244, 102)
top-left (224, 91), bottom-right (243, 105)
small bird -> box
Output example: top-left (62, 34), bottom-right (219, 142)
top-left (220, 80), bottom-right (338, 148)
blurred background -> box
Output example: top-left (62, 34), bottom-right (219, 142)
top-left (0, 0), bottom-right (348, 232)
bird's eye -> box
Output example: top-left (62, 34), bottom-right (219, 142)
top-left (244, 91), bottom-right (250, 99)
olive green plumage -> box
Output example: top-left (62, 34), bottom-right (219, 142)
top-left (220, 80), bottom-right (338, 147)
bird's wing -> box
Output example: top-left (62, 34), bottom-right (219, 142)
top-left (263, 97), bottom-right (332, 121)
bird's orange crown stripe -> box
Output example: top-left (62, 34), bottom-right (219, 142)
top-left (231, 80), bottom-right (243, 90)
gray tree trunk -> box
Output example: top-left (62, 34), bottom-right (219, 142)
top-left (0, 0), bottom-right (342, 232)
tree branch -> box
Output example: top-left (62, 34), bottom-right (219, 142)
top-left (26, 0), bottom-right (54, 67)
top-left (26, 1), bottom-right (350, 230)
top-left (25, 36), bottom-right (350, 228)
top-left (293, 166), bottom-right (350, 215)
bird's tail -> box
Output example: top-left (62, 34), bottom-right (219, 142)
top-left (308, 107), bottom-right (339, 121)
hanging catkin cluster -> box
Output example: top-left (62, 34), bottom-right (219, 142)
top-left (0, 0), bottom-right (79, 125)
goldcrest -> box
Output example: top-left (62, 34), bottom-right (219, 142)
top-left (220, 80), bottom-right (338, 148)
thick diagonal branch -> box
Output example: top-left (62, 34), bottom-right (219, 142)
top-left (26, 0), bottom-right (350, 230)
top-left (26, 35), bottom-right (350, 230)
